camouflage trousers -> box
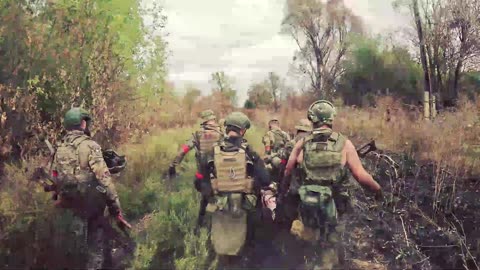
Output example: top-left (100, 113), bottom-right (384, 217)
top-left (53, 209), bottom-right (107, 270)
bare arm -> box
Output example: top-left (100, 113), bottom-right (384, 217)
top-left (284, 139), bottom-right (304, 177)
top-left (344, 139), bottom-right (381, 192)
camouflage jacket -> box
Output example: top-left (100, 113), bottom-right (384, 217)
top-left (52, 130), bottom-right (118, 204)
top-left (171, 124), bottom-right (223, 173)
top-left (262, 127), bottom-right (291, 155)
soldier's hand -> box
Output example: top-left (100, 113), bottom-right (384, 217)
top-left (168, 165), bottom-right (176, 178)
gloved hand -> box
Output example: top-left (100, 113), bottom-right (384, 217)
top-left (108, 198), bottom-right (121, 216)
top-left (168, 165), bottom-right (176, 178)
top-left (116, 212), bottom-right (132, 230)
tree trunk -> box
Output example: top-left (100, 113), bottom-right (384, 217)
top-left (452, 59), bottom-right (463, 101)
top-left (413, 0), bottom-right (432, 119)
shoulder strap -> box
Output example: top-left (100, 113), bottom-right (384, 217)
top-left (71, 135), bottom-right (91, 148)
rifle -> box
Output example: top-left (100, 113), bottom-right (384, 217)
top-left (31, 167), bottom-right (58, 200)
top-left (356, 139), bottom-right (377, 158)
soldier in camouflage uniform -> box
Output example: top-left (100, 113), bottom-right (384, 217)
top-left (262, 118), bottom-right (291, 182)
top-left (278, 119), bottom-right (313, 228)
top-left (205, 112), bottom-right (272, 261)
top-left (51, 108), bottom-right (129, 270)
top-left (168, 109), bottom-right (223, 229)
top-left (284, 100), bottom-right (383, 269)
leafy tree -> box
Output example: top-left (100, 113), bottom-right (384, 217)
top-left (395, 0), bottom-right (480, 105)
top-left (267, 72), bottom-right (282, 112)
top-left (281, 0), bottom-right (363, 98)
top-left (0, 0), bottom-right (167, 145)
top-left (247, 81), bottom-right (272, 107)
top-left (338, 38), bottom-right (423, 106)
top-left (209, 71), bottom-right (237, 106)
top-left (243, 99), bottom-right (256, 109)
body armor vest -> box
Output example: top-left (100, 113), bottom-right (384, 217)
top-left (300, 128), bottom-right (347, 185)
top-left (210, 143), bottom-right (253, 194)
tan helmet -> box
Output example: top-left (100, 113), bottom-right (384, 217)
top-left (268, 117), bottom-right (280, 128)
top-left (295, 118), bottom-right (313, 132)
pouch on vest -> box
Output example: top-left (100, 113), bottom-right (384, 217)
top-left (211, 145), bottom-right (253, 194)
top-left (298, 185), bottom-right (337, 228)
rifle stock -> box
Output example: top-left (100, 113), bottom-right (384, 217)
top-left (356, 139), bottom-right (377, 158)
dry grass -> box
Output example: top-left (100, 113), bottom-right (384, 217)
top-left (250, 96), bottom-right (480, 178)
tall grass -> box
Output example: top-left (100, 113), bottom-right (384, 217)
top-left (251, 96), bottom-right (480, 178)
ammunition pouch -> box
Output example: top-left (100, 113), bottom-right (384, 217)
top-left (58, 180), bottom-right (108, 219)
top-left (298, 185), bottom-right (337, 228)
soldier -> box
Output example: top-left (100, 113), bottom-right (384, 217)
top-left (168, 109), bottom-right (223, 229)
top-left (206, 112), bottom-right (272, 264)
top-left (277, 119), bottom-right (313, 228)
top-left (262, 118), bottom-right (291, 182)
top-left (284, 100), bottom-right (383, 269)
top-left (51, 107), bottom-right (130, 270)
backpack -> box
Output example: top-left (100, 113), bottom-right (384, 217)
top-left (301, 128), bottom-right (346, 185)
top-left (297, 128), bottom-right (347, 229)
top-left (270, 129), bottom-right (289, 152)
top-left (194, 128), bottom-right (223, 174)
top-left (53, 134), bottom-right (94, 190)
top-left (210, 143), bottom-right (253, 194)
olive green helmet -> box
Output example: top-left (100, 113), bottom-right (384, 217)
top-left (307, 100), bottom-right (336, 125)
top-left (295, 118), bottom-right (313, 132)
top-left (64, 107), bottom-right (91, 129)
top-left (200, 109), bottom-right (216, 124)
top-left (225, 112), bottom-right (251, 130)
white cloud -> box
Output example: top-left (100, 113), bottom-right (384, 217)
top-left (144, 0), bottom-right (409, 105)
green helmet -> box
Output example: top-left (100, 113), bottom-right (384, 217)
top-left (295, 118), bottom-right (313, 132)
top-left (200, 109), bottom-right (216, 124)
top-left (225, 112), bottom-right (251, 130)
top-left (64, 107), bottom-right (91, 129)
top-left (307, 100), bottom-right (336, 125)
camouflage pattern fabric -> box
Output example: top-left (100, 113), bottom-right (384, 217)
top-left (262, 127), bottom-right (290, 155)
top-left (52, 130), bottom-right (120, 269)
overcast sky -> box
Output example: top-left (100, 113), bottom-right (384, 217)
top-left (147, 0), bottom-right (410, 105)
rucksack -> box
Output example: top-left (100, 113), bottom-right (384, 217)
top-left (297, 128), bottom-right (347, 229)
top-left (53, 134), bottom-right (94, 191)
top-left (270, 129), bottom-right (289, 152)
top-left (301, 128), bottom-right (346, 185)
top-left (194, 128), bottom-right (223, 174)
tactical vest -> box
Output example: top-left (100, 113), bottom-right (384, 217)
top-left (271, 129), bottom-right (289, 152)
top-left (53, 134), bottom-right (95, 193)
top-left (210, 144), bottom-right (253, 194)
top-left (300, 128), bottom-right (347, 185)
top-left (195, 128), bottom-right (222, 174)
